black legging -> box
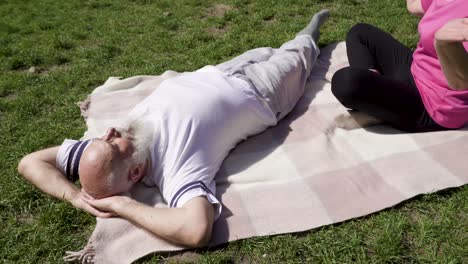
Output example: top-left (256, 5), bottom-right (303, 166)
top-left (331, 23), bottom-right (446, 132)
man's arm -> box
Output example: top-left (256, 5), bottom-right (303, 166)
top-left (406, 0), bottom-right (424, 16)
top-left (435, 18), bottom-right (468, 91)
top-left (17, 147), bottom-right (113, 217)
top-left (83, 195), bottom-right (215, 247)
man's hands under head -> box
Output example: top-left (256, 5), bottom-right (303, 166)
top-left (73, 190), bottom-right (120, 218)
top-left (79, 190), bottom-right (127, 218)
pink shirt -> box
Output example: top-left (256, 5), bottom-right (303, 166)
top-left (411, 0), bottom-right (468, 128)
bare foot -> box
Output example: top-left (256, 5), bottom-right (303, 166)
top-left (334, 112), bottom-right (384, 130)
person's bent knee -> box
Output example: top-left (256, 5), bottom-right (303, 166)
top-left (346, 23), bottom-right (375, 44)
top-left (331, 67), bottom-right (359, 106)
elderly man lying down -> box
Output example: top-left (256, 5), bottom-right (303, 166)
top-left (18, 10), bottom-right (329, 247)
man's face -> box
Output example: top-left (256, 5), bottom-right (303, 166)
top-left (79, 128), bottom-right (135, 198)
top-left (98, 127), bottom-right (134, 159)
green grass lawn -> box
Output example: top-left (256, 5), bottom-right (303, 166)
top-left (0, 0), bottom-right (466, 263)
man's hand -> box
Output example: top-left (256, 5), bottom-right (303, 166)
top-left (435, 18), bottom-right (468, 43)
top-left (81, 192), bottom-right (129, 217)
top-left (70, 191), bottom-right (116, 218)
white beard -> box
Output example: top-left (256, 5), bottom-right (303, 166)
top-left (114, 117), bottom-right (154, 166)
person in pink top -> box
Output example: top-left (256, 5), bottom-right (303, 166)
top-left (331, 0), bottom-right (468, 132)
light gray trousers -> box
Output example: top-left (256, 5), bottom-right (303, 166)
top-left (216, 35), bottom-right (319, 121)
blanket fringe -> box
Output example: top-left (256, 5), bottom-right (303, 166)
top-left (63, 241), bottom-right (96, 264)
top-left (76, 96), bottom-right (91, 120)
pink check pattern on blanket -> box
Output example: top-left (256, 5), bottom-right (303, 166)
top-left (65, 43), bottom-right (468, 264)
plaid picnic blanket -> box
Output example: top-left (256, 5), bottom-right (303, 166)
top-left (65, 42), bottom-right (468, 264)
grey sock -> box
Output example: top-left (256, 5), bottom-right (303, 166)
top-left (297, 9), bottom-right (330, 42)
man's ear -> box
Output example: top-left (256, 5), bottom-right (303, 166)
top-left (128, 163), bottom-right (144, 182)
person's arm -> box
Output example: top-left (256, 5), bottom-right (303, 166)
top-left (435, 18), bottom-right (468, 91)
top-left (17, 147), bottom-right (113, 217)
top-left (82, 195), bottom-right (214, 247)
top-left (406, 0), bottom-right (424, 16)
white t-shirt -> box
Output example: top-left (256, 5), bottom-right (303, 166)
top-left (58, 66), bottom-right (276, 220)
top-left (131, 65), bottom-right (276, 219)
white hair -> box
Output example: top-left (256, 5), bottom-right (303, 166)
top-left (107, 117), bottom-right (155, 190)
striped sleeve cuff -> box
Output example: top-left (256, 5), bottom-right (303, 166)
top-left (169, 181), bottom-right (222, 221)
